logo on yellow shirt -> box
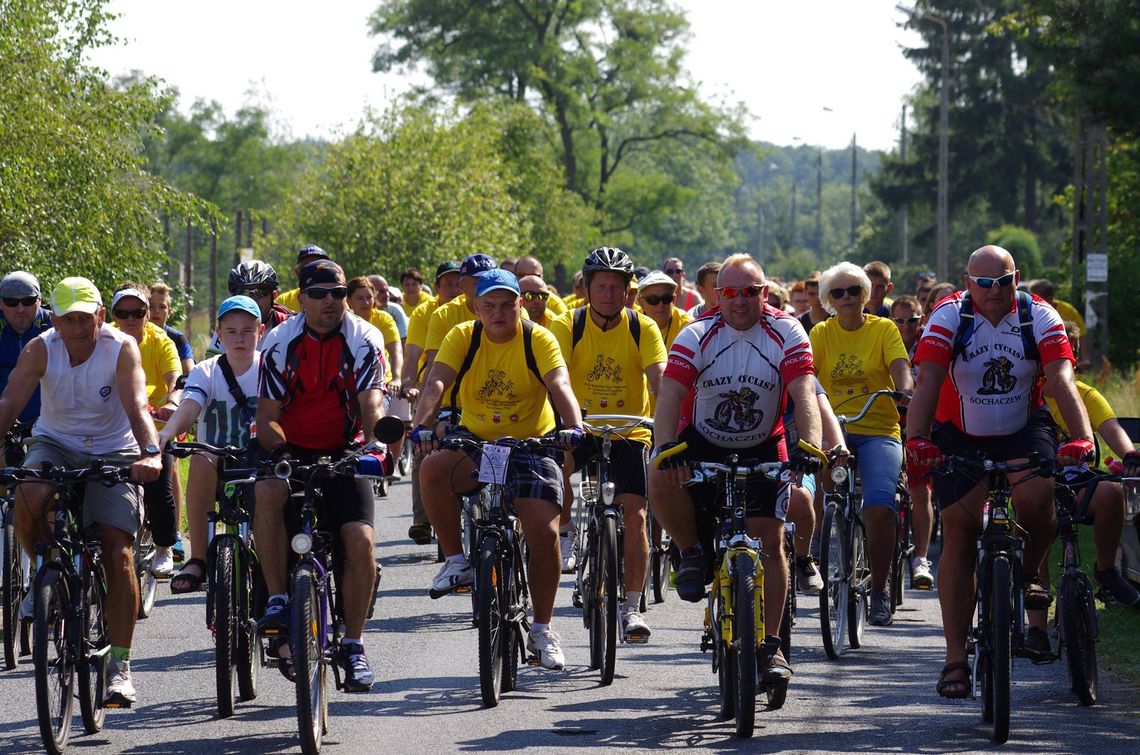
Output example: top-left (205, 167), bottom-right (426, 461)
top-left (831, 353), bottom-right (864, 381)
top-left (586, 354), bottom-right (623, 383)
top-left (477, 369), bottom-right (516, 401)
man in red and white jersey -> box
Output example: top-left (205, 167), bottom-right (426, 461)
top-left (649, 253), bottom-right (821, 682)
top-left (906, 244), bottom-right (1093, 699)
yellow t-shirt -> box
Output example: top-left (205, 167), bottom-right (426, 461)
top-left (550, 307), bottom-right (665, 446)
top-left (426, 296), bottom-right (478, 353)
top-left (1046, 381), bottom-right (1114, 438)
top-left (1052, 299), bottom-right (1087, 337)
top-left (407, 298), bottom-right (444, 379)
top-left (659, 306), bottom-right (694, 350)
top-left (368, 309), bottom-right (399, 380)
top-left (277, 287), bottom-right (300, 313)
top-left (400, 293), bottom-right (433, 320)
top-left (435, 321), bottom-right (565, 441)
top-left (114, 320), bottom-right (181, 409)
top-left (546, 292), bottom-right (568, 317)
top-left (810, 315), bottom-right (909, 439)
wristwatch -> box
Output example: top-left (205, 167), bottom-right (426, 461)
top-left (141, 443), bottom-right (161, 457)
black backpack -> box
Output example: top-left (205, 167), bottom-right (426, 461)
top-left (570, 305), bottom-right (641, 351)
top-left (951, 290), bottom-right (1039, 363)
top-left (448, 319), bottom-right (546, 414)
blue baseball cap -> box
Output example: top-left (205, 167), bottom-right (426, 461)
top-left (460, 254), bottom-right (497, 277)
top-left (475, 269), bottom-right (520, 297)
top-left (217, 295), bottom-right (262, 322)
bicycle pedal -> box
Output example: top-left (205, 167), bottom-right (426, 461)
top-left (103, 698), bottom-right (133, 709)
top-left (525, 654), bottom-right (542, 667)
top-left (454, 586), bottom-right (472, 594)
top-left (624, 633), bottom-right (649, 645)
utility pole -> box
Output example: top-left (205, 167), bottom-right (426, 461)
top-left (850, 132), bottom-right (857, 249)
top-left (184, 221), bottom-right (193, 343)
top-left (816, 149), bottom-right (823, 258)
top-left (756, 203), bottom-right (765, 263)
top-left (899, 104), bottom-right (909, 265)
top-left (790, 176), bottom-right (798, 249)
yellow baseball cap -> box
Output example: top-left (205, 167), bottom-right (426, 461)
top-left (51, 277), bottom-right (103, 315)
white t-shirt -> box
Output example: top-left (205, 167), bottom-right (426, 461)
top-left (183, 354), bottom-right (261, 448)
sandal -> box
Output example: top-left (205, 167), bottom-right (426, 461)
top-left (936, 661), bottom-right (971, 699)
top-left (1023, 578), bottom-right (1053, 610)
top-left (170, 558), bottom-right (207, 594)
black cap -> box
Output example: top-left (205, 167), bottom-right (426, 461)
top-left (435, 261), bottom-right (461, 281)
top-left (296, 244), bottom-right (330, 264)
top-left (298, 260), bottom-right (345, 289)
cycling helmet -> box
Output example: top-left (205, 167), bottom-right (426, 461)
top-left (228, 260), bottom-right (279, 294)
top-left (582, 246), bottom-right (634, 282)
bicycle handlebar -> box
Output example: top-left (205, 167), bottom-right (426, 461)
top-left (272, 440), bottom-right (388, 482)
top-left (936, 453), bottom-right (1056, 478)
top-left (834, 389), bottom-right (907, 426)
top-left (0, 463), bottom-right (134, 486)
top-left (651, 438), bottom-right (827, 475)
top-left (439, 434), bottom-right (558, 455)
top-left (166, 440), bottom-right (246, 461)
top-left (580, 414), bottom-right (654, 435)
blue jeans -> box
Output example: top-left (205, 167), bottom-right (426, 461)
top-left (846, 433), bottom-right (903, 510)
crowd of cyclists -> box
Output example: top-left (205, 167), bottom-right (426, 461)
top-left (2, 237), bottom-right (1140, 729)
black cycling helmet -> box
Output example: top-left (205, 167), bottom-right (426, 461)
top-left (582, 246), bottom-right (634, 283)
top-left (228, 260), bottom-right (279, 294)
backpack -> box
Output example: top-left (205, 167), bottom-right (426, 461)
top-left (448, 319), bottom-right (546, 414)
top-left (571, 306), bottom-right (641, 351)
top-left (951, 290), bottom-right (1039, 363)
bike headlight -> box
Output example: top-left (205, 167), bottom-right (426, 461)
top-left (601, 481), bottom-right (616, 505)
top-left (830, 466), bottom-right (848, 485)
top-left (291, 533), bottom-right (312, 555)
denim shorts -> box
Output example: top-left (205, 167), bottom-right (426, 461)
top-left (846, 433), bottom-right (904, 510)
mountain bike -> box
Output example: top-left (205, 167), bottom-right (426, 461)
top-left (648, 500), bottom-right (674, 605)
top-left (572, 414), bottom-right (653, 686)
top-left (0, 462), bottom-right (134, 755)
top-left (890, 475), bottom-right (914, 612)
top-left (167, 441), bottom-right (264, 718)
top-left (2, 421), bottom-right (33, 670)
top-left (819, 389), bottom-right (903, 659)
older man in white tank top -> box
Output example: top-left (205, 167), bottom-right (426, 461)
top-left (0, 277), bottom-right (163, 708)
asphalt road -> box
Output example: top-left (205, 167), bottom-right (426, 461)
top-left (2, 476), bottom-right (1139, 754)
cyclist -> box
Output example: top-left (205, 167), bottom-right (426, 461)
top-left (206, 260), bottom-right (292, 356)
top-left (687, 262), bottom-right (721, 318)
top-left (906, 244), bottom-right (1093, 698)
top-left (649, 253), bottom-right (822, 681)
top-left (275, 244), bottom-right (331, 312)
top-left (254, 260), bottom-right (386, 691)
top-left (412, 269), bottom-right (584, 670)
top-left (637, 270), bottom-right (693, 350)
top-left (512, 255), bottom-right (568, 317)
top-left (0, 277), bottom-right (163, 706)
top-left (348, 277), bottom-right (403, 402)
top-left (797, 271), bottom-right (829, 335)
top-left (863, 261), bottom-right (894, 317)
top-left (0, 272), bottom-right (51, 457)
top-left (157, 296), bottom-right (264, 594)
top-left (423, 254), bottom-right (499, 373)
top-left (363, 275), bottom-right (410, 464)
top-left (399, 266), bottom-right (428, 319)
top-left (518, 275), bottom-right (557, 329)
top-left (662, 257), bottom-right (703, 311)
top-left (550, 247), bottom-right (667, 641)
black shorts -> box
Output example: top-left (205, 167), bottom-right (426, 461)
top-left (931, 408), bottom-right (1058, 509)
top-left (278, 447), bottom-right (376, 535)
top-left (571, 435), bottom-right (648, 498)
top-left (680, 426), bottom-right (790, 520)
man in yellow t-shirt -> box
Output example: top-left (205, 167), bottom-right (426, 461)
top-left (399, 266), bottom-right (431, 319)
top-left (514, 255), bottom-right (569, 317)
top-left (550, 247), bottom-right (666, 641)
top-left (275, 244), bottom-right (330, 313)
top-left (519, 274), bottom-right (557, 329)
top-left (411, 270), bottom-right (584, 670)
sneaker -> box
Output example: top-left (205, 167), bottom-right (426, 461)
top-left (257, 596), bottom-right (290, 634)
top-left (796, 556), bottom-right (824, 594)
top-left (675, 545), bottom-right (708, 603)
top-left (911, 556), bottom-right (934, 590)
top-left (869, 589), bottom-right (893, 626)
top-left (1096, 567), bottom-right (1140, 606)
top-left (429, 559), bottom-right (474, 599)
top-left (150, 546), bottom-right (175, 577)
top-left (622, 610), bottom-right (651, 643)
top-left (527, 627), bottom-right (566, 670)
top-left (763, 641), bottom-right (793, 681)
top-left (171, 533), bottom-right (186, 563)
top-left (337, 641), bottom-right (375, 692)
top-left (1021, 626), bottom-right (1053, 660)
top-left (19, 588), bottom-right (34, 621)
top-left (559, 529), bottom-right (578, 574)
top-left (408, 523), bottom-right (433, 545)
top-left (104, 659), bottom-right (137, 707)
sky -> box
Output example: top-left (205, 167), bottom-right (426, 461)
top-left (88, 0), bottom-right (926, 152)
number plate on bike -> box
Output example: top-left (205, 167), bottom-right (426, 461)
top-left (478, 443), bottom-right (512, 485)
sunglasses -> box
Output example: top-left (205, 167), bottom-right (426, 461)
top-left (305, 286), bottom-right (348, 300)
top-left (2, 296), bottom-right (38, 307)
top-left (829, 285), bottom-right (863, 300)
top-left (113, 308), bottom-right (148, 320)
top-left (664, 268), bottom-right (684, 276)
top-left (892, 316), bottom-right (922, 325)
top-left (242, 286), bottom-right (275, 297)
top-left (640, 293), bottom-right (675, 306)
top-left (522, 291), bottom-right (550, 302)
top-left (966, 272), bottom-right (1016, 289)
top-left (717, 285), bottom-right (764, 299)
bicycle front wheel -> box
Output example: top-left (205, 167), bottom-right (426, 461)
top-left (136, 535), bottom-right (157, 620)
top-left (1060, 573), bottom-right (1099, 706)
top-left (214, 537), bottom-right (238, 718)
top-left (594, 515), bottom-right (619, 686)
top-left (848, 517), bottom-right (869, 649)
top-left (819, 502), bottom-right (847, 659)
top-left (476, 532), bottom-right (505, 707)
top-left (732, 551), bottom-right (757, 739)
top-left (77, 564), bottom-right (107, 734)
top-left (291, 563), bottom-right (327, 754)
top-left (989, 555), bottom-right (1012, 743)
top-left (2, 515), bottom-right (23, 669)
top-left (236, 551), bottom-right (262, 702)
top-left (33, 567), bottom-right (74, 755)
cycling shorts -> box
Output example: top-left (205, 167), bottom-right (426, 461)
top-left (278, 446), bottom-right (376, 535)
top-left (680, 425), bottom-right (790, 520)
top-left (571, 435), bottom-right (648, 498)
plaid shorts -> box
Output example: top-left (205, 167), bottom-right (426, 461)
top-left (451, 428), bottom-right (564, 509)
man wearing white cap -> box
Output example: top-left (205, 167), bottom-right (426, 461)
top-left (0, 276), bottom-right (163, 707)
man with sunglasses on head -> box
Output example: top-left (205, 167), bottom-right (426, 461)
top-left (649, 253), bottom-right (822, 683)
top-left (254, 259), bottom-right (386, 691)
top-left (907, 245), bottom-right (1093, 698)
top-left (0, 272), bottom-right (52, 453)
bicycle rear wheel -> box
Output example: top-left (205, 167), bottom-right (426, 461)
top-left (891, 504), bottom-right (909, 611)
top-left (33, 567), bottom-right (74, 755)
top-left (291, 563), bottom-right (327, 754)
top-left (476, 532), bottom-right (505, 707)
top-left (989, 556), bottom-right (1012, 744)
top-left (595, 515), bottom-right (619, 686)
top-left (2, 514), bottom-right (23, 669)
top-left (780, 528), bottom-right (795, 659)
top-left (819, 503), bottom-right (846, 659)
top-left (500, 541), bottom-right (521, 694)
top-left (848, 517), bottom-right (868, 649)
top-left (136, 533), bottom-right (157, 619)
top-left (1060, 573), bottom-right (1099, 706)
top-left (236, 552), bottom-right (262, 702)
top-left (77, 563), bottom-right (107, 734)
top-left (213, 537), bottom-right (238, 718)
top-left (732, 552), bottom-right (756, 739)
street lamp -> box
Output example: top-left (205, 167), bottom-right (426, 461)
top-left (822, 107), bottom-right (858, 251)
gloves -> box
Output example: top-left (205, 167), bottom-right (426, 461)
top-left (410, 425), bottom-right (435, 446)
top-left (1057, 438), bottom-right (1095, 466)
top-left (786, 449), bottom-right (821, 474)
top-left (357, 450), bottom-right (389, 477)
top-left (554, 426), bottom-right (584, 450)
top-left (905, 437), bottom-right (943, 467)
top-left (268, 442), bottom-right (293, 463)
top-left (1121, 450), bottom-right (1140, 476)
top-left (651, 441), bottom-right (688, 470)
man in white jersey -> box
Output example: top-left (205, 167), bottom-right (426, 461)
top-left (0, 277), bottom-right (163, 707)
top-left (649, 254), bottom-right (822, 682)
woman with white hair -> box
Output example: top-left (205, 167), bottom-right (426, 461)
top-left (809, 261), bottom-right (914, 628)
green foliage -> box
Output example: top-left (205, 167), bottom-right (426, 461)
top-left (986, 224), bottom-right (1043, 279)
top-left (0, 0), bottom-right (207, 296)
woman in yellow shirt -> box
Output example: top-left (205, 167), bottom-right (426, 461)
top-left (810, 262), bottom-right (914, 627)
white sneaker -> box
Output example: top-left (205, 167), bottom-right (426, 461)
top-left (429, 559), bottom-right (473, 599)
top-left (19, 589), bottom-right (35, 621)
top-left (104, 659), bottom-right (137, 707)
top-left (150, 546), bottom-right (175, 577)
top-left (796, 556), bottom-right (825, 594)
top-left (911, 556), bottom-right (934, 590)
top-left (559, 529), bottom-right (578, 574)
top-left (622, 610), bottom-right (651, 643)
top-left (527, 627), bottom-right (566, 670)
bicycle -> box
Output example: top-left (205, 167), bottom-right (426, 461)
top-left (890, 474), bottom-right (915, 611)
top-left (819, 389), bottom-right (904, 659)
top-left (2, 421), bottom-right (33, 670)
top-left (167, 441), bottom-right (264, 718)
top-left (654, 438), bottom-right (824, 738)
top-left (647, 498), bottom-right (675, 605)
top-left (438, 432), bottom-right (558, 708)
top-left (0, 462), bottom-right (135, 754)
top-left (937, 452), bottom-right (1054, 744)
top-left (570, 414), bottom-right (653, 686)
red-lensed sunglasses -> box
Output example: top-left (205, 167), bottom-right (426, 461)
top-left (716, 285), bottom-right (764, 299)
